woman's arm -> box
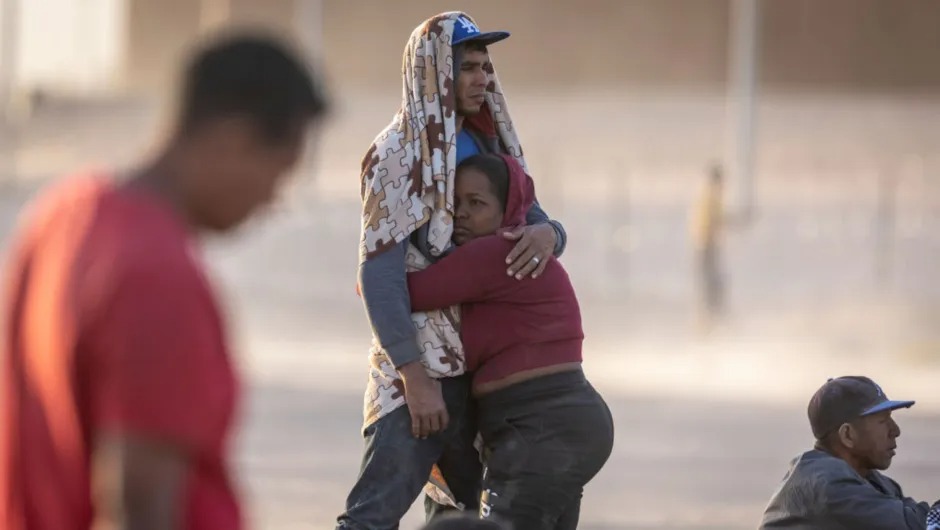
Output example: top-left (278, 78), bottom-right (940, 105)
top-left (407, 236), bottom-right (516, 311)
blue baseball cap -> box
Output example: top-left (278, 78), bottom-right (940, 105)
top-left (808, 376), bottom-right (915, 439)
top-left (452, 15), bottom-right (510, 47)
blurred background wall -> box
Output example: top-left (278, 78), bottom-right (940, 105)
top-left (7, 0), bottom-right (940, 98)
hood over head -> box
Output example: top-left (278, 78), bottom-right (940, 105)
top-left (499, 153), bottom-right (534, 230)
top-left (359, 12), bottom-right (526, 260)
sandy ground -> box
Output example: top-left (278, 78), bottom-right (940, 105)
top-left (1, 91), bottom-right (938, 528)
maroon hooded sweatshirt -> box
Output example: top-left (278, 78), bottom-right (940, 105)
top-left (406, 155), bottom-right (584, 388)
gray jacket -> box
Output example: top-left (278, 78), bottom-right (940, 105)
top-left (760, 449), bottom-right (930, 530)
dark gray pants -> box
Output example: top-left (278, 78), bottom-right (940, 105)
top-left (336, 374), bottom-right (482, 530)
top-left (477, 369), bottom-right (615, 530)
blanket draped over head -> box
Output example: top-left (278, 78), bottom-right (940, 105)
top-left (357, 11), bottom-right (526, 509)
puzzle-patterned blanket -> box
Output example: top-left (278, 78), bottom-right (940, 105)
top-left (357, 10), bottom-right (527, 508)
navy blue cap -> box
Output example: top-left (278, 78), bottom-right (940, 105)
top-left (808, 376), bottom-right (915, 439)
top-left (452, 15), bottom-right (510, 46)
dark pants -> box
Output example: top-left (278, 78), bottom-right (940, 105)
top-left (336, 374), bottom-right (483, 530)
top-left (477, 369), bottom-right (614, 530)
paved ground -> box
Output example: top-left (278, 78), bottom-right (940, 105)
top-left (235, 374), bottom-right (940, 530)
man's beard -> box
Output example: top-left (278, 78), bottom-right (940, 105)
top-left (457, 104), bottom-right (483, 117)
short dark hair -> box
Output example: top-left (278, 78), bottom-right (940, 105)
top-left (176, 32), bottom-right (329, 143)
top-left (457, 154), bottom-right (509, 211)
top-left (455, 40), bottom-right (489, 54)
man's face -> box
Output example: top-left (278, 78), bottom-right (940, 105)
top-left (847, 411), bottom-right (901, 471)
top-left (185, 117), bottom-right (312, 232)
top-left (455, 48), bottom-right (491, 116)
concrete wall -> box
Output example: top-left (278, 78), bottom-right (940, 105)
top-left (761, 0), bottom-right (940, 91)
top-left (120, 0), bottom-right (940, 95)
top-left (123, 0), bottom-right (318, 95)
top-left (319, 0), bottom-right (730, 92)
top-left (14, 0), bottom-right (124, 93)
top-left (123, 0), bottom-right (202, 93)
top-left (321, 0), bottom-right (940, 93)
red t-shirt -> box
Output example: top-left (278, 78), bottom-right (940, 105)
top-left (406, 235), bottom-right (584, 387)
top-left (0, 175), bottom-right (241, 530)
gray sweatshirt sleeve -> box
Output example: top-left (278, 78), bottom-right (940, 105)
top-left (823, 475), bottom-right (929, 530)
top-left (525, 199), bottom-right (568, 257)
top-left (358, 240), bottom-right (421, 368)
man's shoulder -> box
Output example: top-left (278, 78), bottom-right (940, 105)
top-left (75, 183), bottom-right (202, 287)
top-left (19, 172), bottom-right (108, 232)
top-left (9, 172), bottom-right (114, 271)
top-left (789, 450), bottom-right (910, 501)
top-left (363, 119), bottom-right (411, 169)
top-left (770, 450), bottom-right (862, 500)
top-left (761, 450), bottom-right (857, 527)
top-left (792, 450), bottom-right (909, 497)
top-left (791, 449), bottom-right (860, 481)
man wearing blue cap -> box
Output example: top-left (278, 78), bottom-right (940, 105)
top-left (338, 11), bottom-right (567, 529)
top-left (760, 376), bottom-right (939, 529)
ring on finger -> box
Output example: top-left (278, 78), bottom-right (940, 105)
top-left (530, 256), bottom-right (540, 265)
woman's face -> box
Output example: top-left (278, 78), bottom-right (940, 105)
top-left (453, 167), bottom-right (503, 245)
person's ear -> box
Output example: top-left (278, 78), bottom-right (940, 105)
top-left (837, 423), bottom-right (856, 449)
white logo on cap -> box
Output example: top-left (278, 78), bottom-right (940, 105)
top-left (458, 16), bottom-right (480, 34)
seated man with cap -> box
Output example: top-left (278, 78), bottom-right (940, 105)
top-left (760, 376), bottom-right (938, 530)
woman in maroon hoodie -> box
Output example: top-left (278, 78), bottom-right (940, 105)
top-left (407, 153), bottom-right (614, 529)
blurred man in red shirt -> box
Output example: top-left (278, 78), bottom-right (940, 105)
top-left (0, 31), bottom-right (328, 530)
